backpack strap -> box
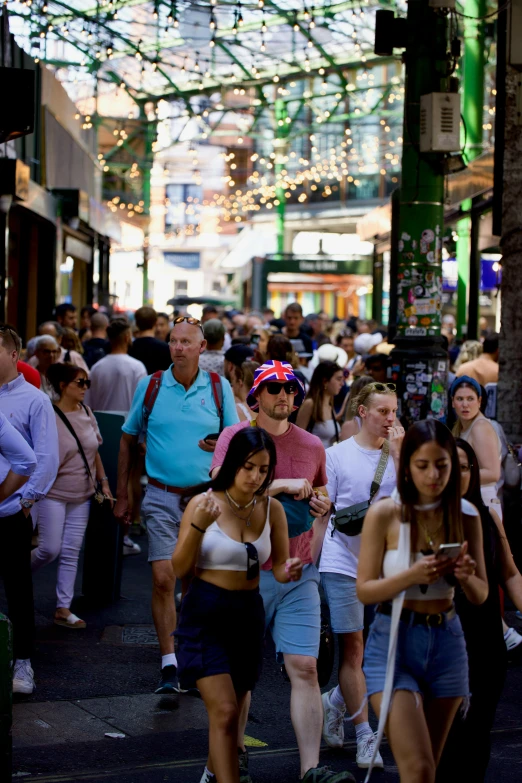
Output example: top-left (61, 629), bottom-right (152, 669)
top-left (143, 370), bottom-right (163, 425)
top-left (209, 371), bottom-right (224, 433)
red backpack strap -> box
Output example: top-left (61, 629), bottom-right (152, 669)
top-left (143, 371), bottom-right (163, 424)
top-left (209, 372), bottom-right (224, 433)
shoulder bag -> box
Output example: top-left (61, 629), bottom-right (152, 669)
top-left (53, 404), bottom-right (107, 504)
top-left (331, 440), bottom-right (390, 537)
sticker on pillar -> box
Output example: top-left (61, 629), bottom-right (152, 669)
top-left (405, 327), bottom-right (427, 336)
top-left (401, 232), bottom-right (411, 241)
top-left (420, 229), bottom-right (435, 254)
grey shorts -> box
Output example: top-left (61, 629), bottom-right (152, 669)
top-left (141, 483), bottom-right (185, 562)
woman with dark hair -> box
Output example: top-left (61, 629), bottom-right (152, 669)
top-left (437, 438), bottom-right (522, 782)
top-left (172, 427), bottom-right (302, 783)
top-left (357, 420), bottom-right (488, 782)
top-left (31, 363), bottom-right (111, 629)
top-left (450, 375), bottom-right (502, 518)
top-left (296, 361), bottom-right (344, 447)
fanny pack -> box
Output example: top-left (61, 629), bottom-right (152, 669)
top-left (332, 440), bottom-right (390, 537)
top-left (278, 493), bottom-right (315, 538)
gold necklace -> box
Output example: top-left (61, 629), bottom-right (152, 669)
top-left (225, 493), bottom-right (257, 527)
top-left (417, 517), bottom-right (444, 549)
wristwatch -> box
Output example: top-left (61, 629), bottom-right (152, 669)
top-left (20, 499), bottom-right (34, 509)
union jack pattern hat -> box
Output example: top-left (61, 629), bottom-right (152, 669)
top-left (247, 360), bottom-right (305, 411)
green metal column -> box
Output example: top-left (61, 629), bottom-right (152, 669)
top-left (0, 614), bottom-right (12, 779)
top-left (456, 0), bottom-right (485, 339)
top-left (142, 113), bottom-right (155, 306)
top-left (274, 98), bottom-right (290, 258)
top-left (395, 0), bottom-right (449, 339)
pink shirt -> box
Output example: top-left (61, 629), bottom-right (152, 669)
top-left (211, 421), bottom-right (327, 567)
top-left (47, 405), bottom-right (102, 503)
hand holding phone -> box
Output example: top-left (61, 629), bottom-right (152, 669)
top-left (436, 543), bottom-right (462, 560)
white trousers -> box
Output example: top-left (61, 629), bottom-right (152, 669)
top-left (31, 497), bottom-right (91, 609)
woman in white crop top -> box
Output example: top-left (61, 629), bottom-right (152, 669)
top-left (172, 427), bottom-right (302, 783)
top-left (356, 420), bottom-right (488, 783)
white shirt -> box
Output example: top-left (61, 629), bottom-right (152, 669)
top-left (86, 354), bottom-right (147, 413)
top-left (319, 436), bottom-right (397, 579)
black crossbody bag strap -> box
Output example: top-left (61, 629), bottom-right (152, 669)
top-left (53, 404), bottom-right (97, 490)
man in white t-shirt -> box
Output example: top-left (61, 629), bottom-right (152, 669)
top-left (86, 319), bottom-right (147, 413)
top-left (315, 382), bottom-right (403, 769)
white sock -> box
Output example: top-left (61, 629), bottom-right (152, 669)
top-left (355, 722), bottom-right (373, 742)
top-left (161, 653), bottom-right (178, 669)
top-left (329, 685), bottom-right (346, 710)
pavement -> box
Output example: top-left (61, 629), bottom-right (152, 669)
top-left (4, 532), bottom-right (522, 783)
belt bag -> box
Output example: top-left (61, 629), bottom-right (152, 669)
top-left (278, 493), bottom-right (315, 538)
top-left (332, 440), bottom-right (390, 537)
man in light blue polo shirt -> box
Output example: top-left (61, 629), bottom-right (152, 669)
top-left (115, 316), bottom-right (238, 694)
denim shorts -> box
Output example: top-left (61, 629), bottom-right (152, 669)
top-left (141, 483), bottom-right (185, 562)
top-left (321, 572), bottom-right (364, 634)
top-left (260, 563), bottom-right (321, 661)
top-left (363, 611), bottom-right (470, 700)
top-left (176, 578), bottom-right (265, 692)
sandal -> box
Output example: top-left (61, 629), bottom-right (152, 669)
top-left (54, 612), bottom-right (86, 629)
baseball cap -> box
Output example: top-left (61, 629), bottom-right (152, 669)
top-left (224, 344), bottom-right (255, 368)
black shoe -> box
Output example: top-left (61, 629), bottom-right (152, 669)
top-left (300, 767), bottom-right (356, 783)
top-left (238, 747), bottom-right (253, 783)
top-left (154, 664), bottom-right (181, 694)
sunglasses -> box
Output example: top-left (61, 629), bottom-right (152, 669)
top-left (263, 381), bottom-right (298, 395)
top-left (245, 541), bottom-right (260, 580)
top-left (40, 348), bottom-right (60, 356)
top-left (173, 315), bottom-right (204, 334)
top-left (0, 325), bottom-right (20, 350)
top-left (370, 382), bottom-right (396, 392)
top-left (73, 378), bottom-right (91, 389)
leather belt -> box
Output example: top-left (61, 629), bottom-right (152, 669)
top-left (377, 602), bottom-right (456, 627)
top-left (148, 477), bottom-right (187, 495)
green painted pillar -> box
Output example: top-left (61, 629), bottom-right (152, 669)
top-left (456, 0), bottom-right (486, 339)
top-left (395, 0), bottom-right (448, 339)
top-left (274, 99), bottom-right (290, 259)
top-left (0, 614), bottom-right (12, 779)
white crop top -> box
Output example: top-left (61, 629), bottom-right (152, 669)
top-left (382, 490), bottom-right (479, 601)
top-left (197, 497), bottom-right (272, 572)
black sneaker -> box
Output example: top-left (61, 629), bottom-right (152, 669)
top-left (238, 747), bottom-right (253, 783)
top-left (301, 767), bottom-right (355, 783)
top-left (154, 664), bottom-right (182, 694)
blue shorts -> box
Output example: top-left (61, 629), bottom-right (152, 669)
top-left (141, 483), bottom-right (185, 562)
top-left (321, 572), bottom-right (364, 634)
top-left (260, 564), bottom-right (321, 661)
top-left (363, 611), bottom-right (470, 700)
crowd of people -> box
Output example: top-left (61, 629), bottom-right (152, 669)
top-left (0, 300), bottom-right (520, 783)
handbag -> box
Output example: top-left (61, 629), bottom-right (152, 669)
top-left (332, 440), bottom-right (390, 537)
top-left (277, 493), bottom-right (315, 538)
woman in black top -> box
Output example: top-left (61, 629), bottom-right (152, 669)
top-left (437, 438), bottom-right (522, 782)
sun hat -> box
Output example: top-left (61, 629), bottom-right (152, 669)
top-left (449, 375), bottom-right (482, 399)
top-left (309, 343), bottom-right (349, 371)
top-left (353, 332), bottom-right (384, 355)
top-left (247, 360), bottom-right (305, 411)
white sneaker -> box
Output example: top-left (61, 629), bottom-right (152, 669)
top-left (199, 769), bottom-right (216, 783)
top-left (13, 660), bottom-right (35, 695)
top-left (123, 535), bottom-right (141, 556)
top-left (504, 626), bottom-right (522, 651)
top-left (356, 732), bottom-right (383, 769)
top-left (321, 688), bottom-right (346, 748)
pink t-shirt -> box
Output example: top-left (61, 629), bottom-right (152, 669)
top-left (211, 420), bottom-right (327, 567)
top-left (47, 405), bottom-right (103, 503)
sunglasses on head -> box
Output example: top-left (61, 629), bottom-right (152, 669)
top-left (245, 541), bottom-right (260, 581)
top-left (173, 316), bottom-right (204, 334)
top-left (370, 382), bottom-right (396, 392)
top-left (73, 378), bottom-right (91, 389)
top-left (263, 381), bottom-right (298, 395)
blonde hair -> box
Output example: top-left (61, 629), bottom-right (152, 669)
top-left (454, 340), bottom-right (482, 371)
top-left (349, 382), bottom-right (397, 418)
